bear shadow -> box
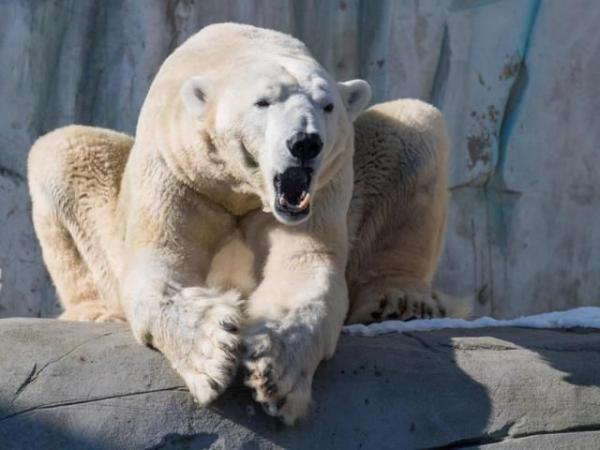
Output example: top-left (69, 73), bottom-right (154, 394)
top-left (209, 331), bottom-right (493, 449)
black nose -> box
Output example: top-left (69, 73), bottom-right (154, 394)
top-left (286, 132), bottom-right (323, 161)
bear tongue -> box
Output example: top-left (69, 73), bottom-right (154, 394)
top-left (277, 167), bottom-right (312, 207)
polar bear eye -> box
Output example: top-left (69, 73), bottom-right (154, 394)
top-left (255, 99), bottom-right (270, 108)
top-left (323, 103), bottom-right (334, 113)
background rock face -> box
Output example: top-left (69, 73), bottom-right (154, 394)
top-left (1, 0), bottom-right (599, 318)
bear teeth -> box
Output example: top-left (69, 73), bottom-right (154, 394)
top-left (297, 192), bottom-right (310, 210)
top-left (278, 191), bottom-right (310, 212)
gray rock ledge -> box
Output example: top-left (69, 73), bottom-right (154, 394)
top-left (1, 318), bottom-right (600, 449)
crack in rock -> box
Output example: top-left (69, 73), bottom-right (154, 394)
top-left (11, 364), bottom-right (38, 403)
top-left (423, 422), bottom-right (600, 449)
top-left (438, 341), bottom-right (519, 352)
top-left (403, 332), bottom-right (443, 354)
top-left (0, 165), bottom-right (25, 184)
top-left (1, 386), bottom-right (187, 423)
top-left (11, 331), bottom-right (119, 402)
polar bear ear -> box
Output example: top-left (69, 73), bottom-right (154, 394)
top-left (338, 79), bottom-right (372, 122)
top-left (181, 76), bottom-right (210, 118)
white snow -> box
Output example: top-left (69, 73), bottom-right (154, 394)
top-left (342, 307), bottom-right (600, 336)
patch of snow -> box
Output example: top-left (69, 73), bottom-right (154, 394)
top-left (342, 307), bottom-right (600, 336)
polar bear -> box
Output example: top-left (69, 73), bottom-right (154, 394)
top-left (28, 23), bottom-right (462, 424)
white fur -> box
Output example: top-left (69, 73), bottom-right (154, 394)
top-left (124, 24), bottom-right (362, 424)
top-left (28, 24), bottom-right (454, 426)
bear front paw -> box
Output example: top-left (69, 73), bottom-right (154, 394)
top-left (241, 322), bottom-right (314, 425)
top-left (153, 287), bottom-right (243, 405)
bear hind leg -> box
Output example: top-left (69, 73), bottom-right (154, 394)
top-left (28, 126), bottom-right (126, 322)
top-left (31, 200), bottom-right (121, 322)
top-left (346, 100), bottom-right (468, 324)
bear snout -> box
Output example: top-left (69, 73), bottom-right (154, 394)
top-left (286, 132), bottom-right (322, 162)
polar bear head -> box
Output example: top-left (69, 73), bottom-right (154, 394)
top-left (178, 27), bottom-right (371, 225)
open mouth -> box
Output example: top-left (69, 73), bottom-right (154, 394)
top-left (273, 167), bottom-right (313, 219)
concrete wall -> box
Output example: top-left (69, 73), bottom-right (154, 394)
top-left (1, 0), bottom-right (598, 318)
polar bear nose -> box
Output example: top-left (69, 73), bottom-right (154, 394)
top-left (286, 132), bottom-right (323, 161)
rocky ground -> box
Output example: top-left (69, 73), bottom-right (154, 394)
top-left (1, 319), bottom-right (599, 449)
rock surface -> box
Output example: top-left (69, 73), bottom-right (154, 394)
top-left (1, 319), bottom-right (600, 449)
top-left (1, 1), bottom-right (600, 319)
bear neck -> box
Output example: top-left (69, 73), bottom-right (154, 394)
top-left (139, 102), bottom-right (264, 217)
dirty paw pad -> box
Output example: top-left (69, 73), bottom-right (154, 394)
top-left (241, 324), bottom-right (312, 425)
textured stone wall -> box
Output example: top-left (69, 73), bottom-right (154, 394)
top-left (1, 0), bottom-right (599, 318)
